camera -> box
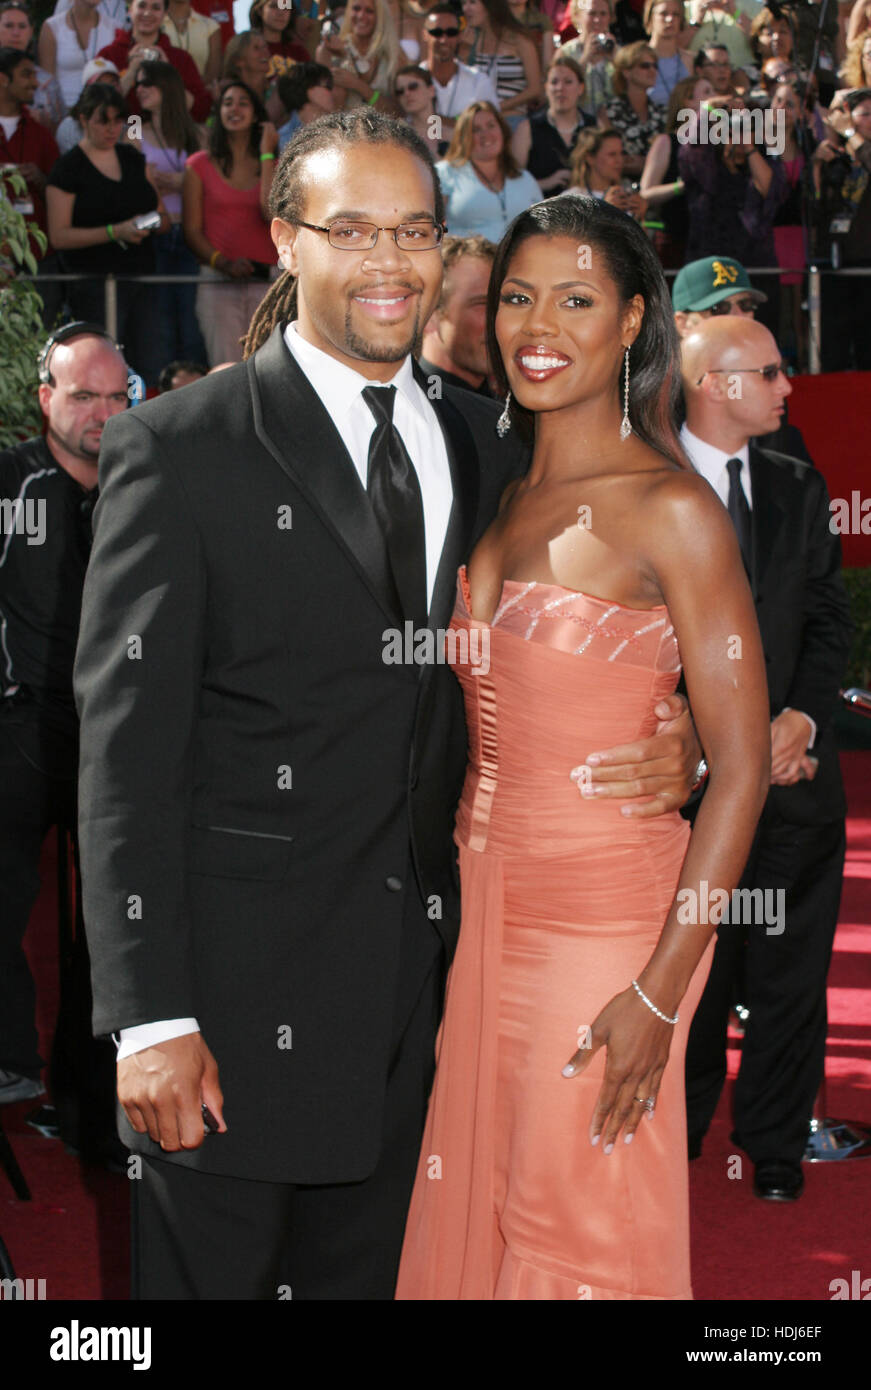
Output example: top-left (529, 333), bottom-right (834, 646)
top-left (132, 211), bottom-right (161, 232)
top-left (594, 34), bottom-right (615, 52)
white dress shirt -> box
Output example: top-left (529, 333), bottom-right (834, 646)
top-left (422, 59), bottom-right (500, 118)
top-left (118, 326), bottom-right (454, 1059)
top-left (679, 423), bottom-right (816, 751)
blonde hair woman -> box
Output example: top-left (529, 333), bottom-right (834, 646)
top-left (316, 0), bottom-right (402, 112)
top-left (840, 31), bottom-right (871, 90)
top-left (601, 41), bottom-right (666, 178)
top-left (436, 99), bottom-right (541, 239)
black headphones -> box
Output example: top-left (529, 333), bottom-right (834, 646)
top-left (37, 321), bottom-right (143, 402)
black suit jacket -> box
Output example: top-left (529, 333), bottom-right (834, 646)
top-left (74, 325), bottom-right (528, 1184)
top-left (745, 442), bottom-right (852, 826)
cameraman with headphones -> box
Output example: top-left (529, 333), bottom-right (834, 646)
top-left (0, 324), bottom-right (129, 1162)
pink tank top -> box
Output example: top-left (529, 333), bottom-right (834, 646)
top-left (187, 149), bottom-right (276, 264)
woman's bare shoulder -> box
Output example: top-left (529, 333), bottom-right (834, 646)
top-left (641, 464), bottom-right (738, 559)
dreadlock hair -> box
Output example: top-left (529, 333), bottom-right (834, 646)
top-left (486, 195), bottom-right (689, 468)
top-left (242, 108), bottom-right (446, 358)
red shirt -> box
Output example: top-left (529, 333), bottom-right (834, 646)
top-left (187, 149), bottom-right (276, 264)
top-left (192, 0), bottom-right (235, 49)
top-left (0, 108), bottom-right (59, 252)
top-left (98, 30), bottom-right (212, 122)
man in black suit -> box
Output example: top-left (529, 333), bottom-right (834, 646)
top-left (74, 111), bottom-right (702, 1300)
top-left (679, 316), bottom-right (852, 1201)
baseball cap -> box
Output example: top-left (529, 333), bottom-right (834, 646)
top-left (81, 57), bottom-right (120, 85)
top-left (672, 256), bottom-right (768, 311)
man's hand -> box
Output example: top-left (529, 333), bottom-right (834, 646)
top-left (770, 709), bottom-right (813, 785)
top-left (117, 1032), bottom-right (226, 1152)
top-left (581, 693), bottom-right (701, 818)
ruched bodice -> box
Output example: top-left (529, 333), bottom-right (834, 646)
top-left (453, 566), bottom-right (684, 856)
top-left (396, 567), bottom-right (712, 1301)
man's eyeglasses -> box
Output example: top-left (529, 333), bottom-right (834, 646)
top-left (696, 362), bottom-right (785, 385)
top-left (295, 219), bottom-right (445, 250)
top-left (426, 26), bottom-right (460, 37)
top-left (707, 297), bottom-right (759, 316)
top-left (396, 80), bottom-right (423, 95)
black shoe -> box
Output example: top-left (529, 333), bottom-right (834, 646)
top-left (753, 1159), bottom-right (804, 1202)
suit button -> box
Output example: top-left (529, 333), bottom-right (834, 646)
top-left (385, 875), bottom-right (403, 892)
top-left (410, 771), bottom-right (419, 790)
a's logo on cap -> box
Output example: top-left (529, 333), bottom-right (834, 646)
top-left (711, 260), bottom-right (739, 288)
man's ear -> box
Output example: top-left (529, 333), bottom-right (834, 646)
top-left (674, 310), bottom-right (688, 337)
top-left (701, 371), bottom-right (728, 404)
top-left (272, 217), bottom-right (300, 274)
top-left (37, 383), bottom-right (53, 420)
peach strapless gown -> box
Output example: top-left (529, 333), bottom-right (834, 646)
top-left (395, 567), bottom-right (714, 1301)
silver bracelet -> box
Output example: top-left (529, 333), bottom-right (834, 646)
top-left (631, 978), bottom-right (678, 1025)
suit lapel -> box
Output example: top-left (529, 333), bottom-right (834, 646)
top-left (748, 443), bottom-right (786, 600)
top-left (248, 325), bottom-right (404, 626)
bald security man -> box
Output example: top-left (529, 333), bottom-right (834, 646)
top-left (679, 317), bottom-right (852, 1201)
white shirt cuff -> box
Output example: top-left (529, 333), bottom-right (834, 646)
top-left (782, 708), bottom-right (817, 750)
top-left (115, 1018), bottom-right (200, 1060)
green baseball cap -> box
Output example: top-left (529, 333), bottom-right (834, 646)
top-left (672, 256), bottom-right (768, 312)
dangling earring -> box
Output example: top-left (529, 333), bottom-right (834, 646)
top-left (620, 348), bottom-right (631, 441)
top-left (496, 391), bottom-right (512, 438)
top-left (620, 348), bottom-right (631, 440)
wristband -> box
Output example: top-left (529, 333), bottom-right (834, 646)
top-left (209, 249), bottom-right (222, 269)
top-left (106, 223), bottom-right (116, 241)
top-left (260, 151), bottom-right (275, 161)
top-left (367, 88), bottom-right (380, 106)
top-left (673, 180), bottom-right (683, 194)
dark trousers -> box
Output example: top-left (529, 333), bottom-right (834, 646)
top-left (0, 700), bottom-right (76, 1078)
top-left (133, 951), bottom-right (444, 1300)
top-left (153, 226), bottom-right (207, 370)
top-left (685, 808), bottom-right (846, 1165)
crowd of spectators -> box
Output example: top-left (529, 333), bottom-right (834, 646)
top-left (1, 0), bottom-right (870, 379)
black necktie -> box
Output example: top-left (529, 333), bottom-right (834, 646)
top-left (726, 456), bottom-right (752, 574)
top-left (362, 385), bottom-right (427, 629)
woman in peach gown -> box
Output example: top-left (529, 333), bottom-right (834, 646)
top-left (396, 195), bottom-right (771, 1300)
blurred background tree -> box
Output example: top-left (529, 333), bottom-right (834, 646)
top-left (1, 166), bottom-right (49, 447)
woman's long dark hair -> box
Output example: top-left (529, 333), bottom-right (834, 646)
top-left (135, 58), bottom-right (200, 156)
top-left (208, 79), bottom-right (267, 176)
top-left (485, 195), bottom-right (689, 468)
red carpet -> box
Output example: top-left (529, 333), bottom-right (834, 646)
top-left (2, 754), bottom-right (870, 1301)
